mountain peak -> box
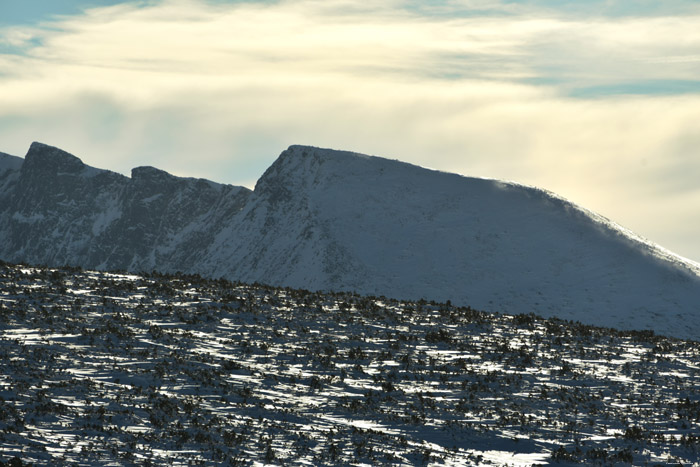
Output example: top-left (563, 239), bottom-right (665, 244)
top-left (131, 165), bottom-right (175, 183)
top-left (23, 142), bottom-right (85, 175)
top-left (255, 144), bottom-right (378, 193)
top-left (282, 144), bottom-right (371, 161)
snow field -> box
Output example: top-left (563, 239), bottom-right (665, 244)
top-left (0, 263), bottom-right (699, 465)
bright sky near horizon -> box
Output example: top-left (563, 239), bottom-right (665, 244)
top-left (1, 0), bottom-right (699, 263)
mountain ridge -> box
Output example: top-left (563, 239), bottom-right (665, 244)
top-left (1, 142), bottom-right (699, 339)
top-left (267, 145), bottom-right (700, 276)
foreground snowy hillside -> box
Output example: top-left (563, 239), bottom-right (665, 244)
top-left (0, 262), bottom-right (699, 465)
top-left (1, 143), bottom-right (700, 339)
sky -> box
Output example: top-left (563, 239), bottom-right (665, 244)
top-left (1, 0), bottom-right (699, 263)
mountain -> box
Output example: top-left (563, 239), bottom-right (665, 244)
top-left (1, 142), bottom-right (699, 339)
top-left (0, 142), bottom-right (250, 272)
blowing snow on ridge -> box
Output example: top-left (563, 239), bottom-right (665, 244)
top-left (1, 143), bottom-right (699, 339)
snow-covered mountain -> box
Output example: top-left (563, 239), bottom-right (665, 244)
top-left (0, 143), bottom-right (251, 272)
top-left (1, 142), bottom-right (699, 339)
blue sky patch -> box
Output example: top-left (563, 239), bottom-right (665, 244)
top-left (569, 80), bottom-right (700, 98)
top-left (503, 0), bottom-right (700, 17)
top-left (0, 1), bottom-right (133, 26)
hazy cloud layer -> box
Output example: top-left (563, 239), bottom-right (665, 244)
top-left (1, 0), bottom-right (699, 262)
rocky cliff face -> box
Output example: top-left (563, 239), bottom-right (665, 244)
top-left (1, 142), bottom-right (700, 339)
top-left (0, 142), bottom-right (250, 272)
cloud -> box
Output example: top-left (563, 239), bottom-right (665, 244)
top-left (0, 0), bottom-right (699, 261)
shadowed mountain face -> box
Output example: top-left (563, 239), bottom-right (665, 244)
top-left (1, 142), bottom-right (699, 339)
top-left (0, 143), bottom-right (251, 272)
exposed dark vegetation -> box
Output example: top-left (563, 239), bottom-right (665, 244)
top-left (0, 260), bottom-right (698, 465)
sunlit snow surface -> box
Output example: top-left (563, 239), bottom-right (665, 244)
top-left (0, 263), bottom-right (699, 465)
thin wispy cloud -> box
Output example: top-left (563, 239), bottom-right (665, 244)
top-left (0, 0), bottom-right (699, 261)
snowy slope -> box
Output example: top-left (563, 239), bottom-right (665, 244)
top-left (1, 143), bottom-right (699, 339)
top-left (1, 263), bottom-right (699, 466)
top-left (201, 145), bottom-right (700, 339)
